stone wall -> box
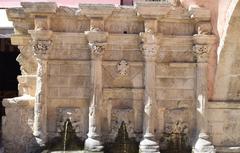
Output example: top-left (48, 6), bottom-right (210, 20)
top-left (208, 102), bottom-right (240, 153)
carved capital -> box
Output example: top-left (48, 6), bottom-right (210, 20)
top-left (89, 42), bottom-right (105, 59)
top-left (141, 44), bottom-right (158, 61)
top-left (193, 45), bottom-right (210, 63)
top-left (32, 40), bottom-right (52, 57)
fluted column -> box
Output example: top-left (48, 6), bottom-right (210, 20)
top-left (192, 35), bottom-right (216, 153)
top-left (139, 32), bottom-right (160, 153)
top-left (84, 30), bottom-right (108, 153)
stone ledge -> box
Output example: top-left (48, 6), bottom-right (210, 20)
top-left (2, 95), bottom-right (34, 108)
top-left (208, 101), bottom-right (240, 109)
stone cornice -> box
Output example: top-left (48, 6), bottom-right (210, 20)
top-left (78, 4), bottom-right (115, 19)
top-left (6, 8), bottom-right (27, 21)
top-left (135, 2), bottom-right (171, 19)
top-left (21, 2), bottom-right (57, 14)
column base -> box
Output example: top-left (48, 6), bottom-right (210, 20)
top-left (33, 131), bottom-right (47, 147)
top-left (84, 137), bottom-right (104, 152)
top-left (139, 137), bottom-right (160, 153)
top-left (192, 133), bottom-right (216, 153)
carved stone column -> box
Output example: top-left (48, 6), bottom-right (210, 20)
top-left (31, 39), bottom-right (52, 146)
top-left (84, 31), bottom-right (108, 153)
top-left (28, 12), bottom-right (54, 146)
top-left (139, 32), bottom-right (160, 153)
top-left (192, 35), bottom-right (216, 153)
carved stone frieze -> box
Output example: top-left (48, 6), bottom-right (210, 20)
top-left (193, 45), bottom-right (210, 62)
top-left (32, 40), bottom-right (52, 56)
top-left (117, 60), bottom-right (129, 76)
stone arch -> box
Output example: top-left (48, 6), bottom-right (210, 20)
top-left (213, 0), bottom-right (240, 101)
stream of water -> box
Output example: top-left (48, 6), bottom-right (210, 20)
top-left (63, 120), bottom-right (69, 152)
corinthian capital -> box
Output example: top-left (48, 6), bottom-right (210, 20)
top-left (141, 44), bottom-right (158, 61)
top-left (89, 42), bottom-right (105, 59)
top-left (193, 45), bottom-right (210, 63)
top-left (32, 40), bottom-right (52, 57)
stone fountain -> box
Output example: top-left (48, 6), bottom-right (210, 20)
top-left (2, 1), bottom-right (218, 153)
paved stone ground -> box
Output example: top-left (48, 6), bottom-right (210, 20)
top-left (0, 147), bottom-right (4, 153)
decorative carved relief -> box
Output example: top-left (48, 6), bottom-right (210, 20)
top-left (32, 40), bottom-right (52, 56)
top-left (193, 45), bottom-right (210, 62)
top-left (56, 108), bottom-right (84, 137)
top-left (89, 42), bottom-right (105, 58)
top-left (117, 60), bottom-right (129, 76)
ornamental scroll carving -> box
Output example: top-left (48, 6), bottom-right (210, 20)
top-left (89, 42), bottom-right (105, 58)
top-left (32, 40), bottom-right (52, 56)
top-left (193, 45), bottom-right (210, 62)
